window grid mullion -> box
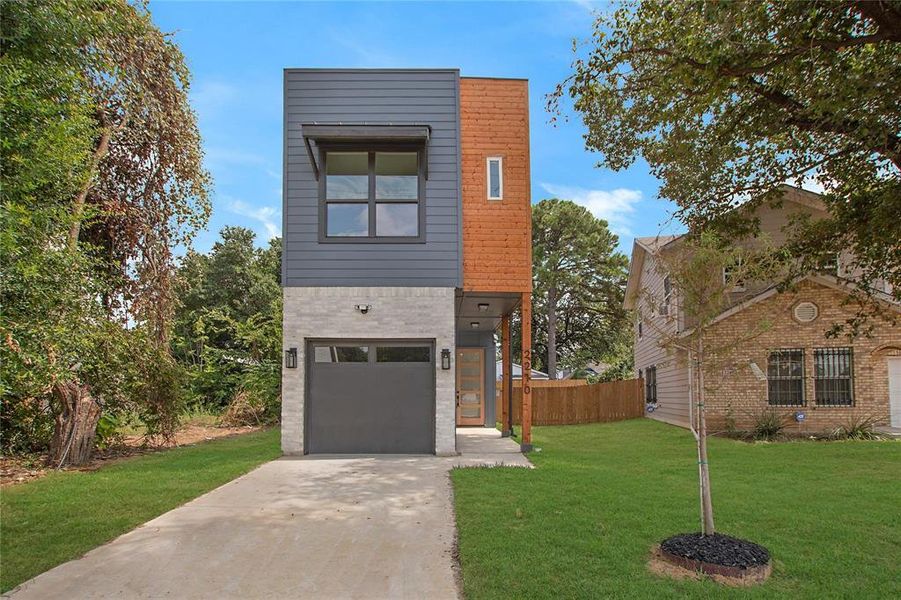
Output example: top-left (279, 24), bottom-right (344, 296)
top-left (368, 151), bottom-right (376, 237)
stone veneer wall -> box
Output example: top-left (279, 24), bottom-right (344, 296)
top-left (281, 287), bottom-right (457, 455)
top-left (704, 279), bottom-right (901, 434)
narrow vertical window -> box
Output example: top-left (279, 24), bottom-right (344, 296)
top-left (487, 156), bottom-right (503, 200)
top-left (662, 276), bottom-right (672, 316)
top-left (645, 366), bottom-right (657, 404)
top-left (767, 349), bottom-right (805, 406)
top-left (814, 348), bottom-right (853, 406)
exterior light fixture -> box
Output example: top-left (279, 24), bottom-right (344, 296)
top-left (284, 347), bottom-right (298, 369)
top-left (477, 303), bottom-right (489, 312)
top-left (470, 322), bottom-right (480, 329)
top-left (355, 304), bottom-right (372, 314)
top-left (441, 349), bottom-right (451, 370)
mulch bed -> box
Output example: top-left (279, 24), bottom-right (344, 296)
top-left (651, 533), bottom-right (772, 585)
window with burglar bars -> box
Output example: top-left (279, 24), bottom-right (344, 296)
top-left (815, 348), bottom-right (854, 406)
top-left (767, 349), bottom-right (804, 406)
top-left (645, 366), bottom-right (657, 404)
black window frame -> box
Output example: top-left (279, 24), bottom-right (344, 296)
top-left (814, 347), bottom-right (854, 406)
top-left (645, 365), bottom-right (657, 404)
top-left (767, 349), bottom-right (805, 406)
top-left (661, 276), bottom-right (672, 316)
top-left (318, 143), bottom-right (426, 243)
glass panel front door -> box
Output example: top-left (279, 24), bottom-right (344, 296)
top-left (456, 348), bottom-right (485, 426)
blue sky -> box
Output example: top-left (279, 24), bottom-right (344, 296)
top-left (150, 0), bottom-right (682, 255)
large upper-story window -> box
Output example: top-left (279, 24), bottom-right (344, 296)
top-left (321, 147), bottom-right (423, 242)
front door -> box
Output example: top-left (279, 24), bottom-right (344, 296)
top-left (456, 348), bottom-right (485, 426)
top-left (889, 357), bottom-right (901, 428)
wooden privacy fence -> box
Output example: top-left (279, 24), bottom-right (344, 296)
top-left (497, 378), bottom-right (645, 426)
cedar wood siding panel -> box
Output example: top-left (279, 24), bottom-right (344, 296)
top-left (633, 249), bottom-right (691, 427)
top-left (459, 78), bottom-right (532, 293)
top-left (283, 69), bottom-right (461, 287)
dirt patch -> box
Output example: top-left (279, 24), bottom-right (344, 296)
top-left (647, 545), bottom-right (772, 587)
top-left (1, 424), bottom-right (262, 487)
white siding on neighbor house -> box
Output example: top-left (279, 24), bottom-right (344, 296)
top-left (633, 247), bottom-right (691, 427)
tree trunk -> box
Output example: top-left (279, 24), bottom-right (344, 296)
top-left (68, 114), bottom-right (123, 250)
top-left (696, 341), bottom-right (716, 535)
top-left (547, 284), bottom-right (557, 380)
top-left (48, 381), bottom-right (102, 468)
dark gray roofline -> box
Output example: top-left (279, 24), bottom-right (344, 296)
top-left (284, 67), bottom-right (460, 73)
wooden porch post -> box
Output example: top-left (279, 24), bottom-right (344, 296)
top-left (500, 315), bottom-right (511, 437)
top-left (520, 292), bottom-right (533, 451)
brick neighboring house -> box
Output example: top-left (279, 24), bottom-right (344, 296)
top-left (281, 69), bottom-right (533, 455)
top-left (624, 186), bottom-right (901, 433)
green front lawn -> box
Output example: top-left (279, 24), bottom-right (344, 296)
top-left (452, 419), bottom-right (901, 599)
top-left (0, 428), bottom-right (280, 592)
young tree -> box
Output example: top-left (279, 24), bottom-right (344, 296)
top-left (641, 232), bottom-right (787, 534)
top-left (551, 1), bottom-right (901, 333)
top-left (528, 199), bottom-right (630, 377)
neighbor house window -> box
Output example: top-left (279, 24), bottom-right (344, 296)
top-left (723, 258), bottom-right (746, 291)
top-left (815, 253), bottom-right (841, 277)
top-left (767, 349), bottom-right (804, 406)
top-left (661, 276), bottom-right (672, 316)
top-left (487, 156), bottom-right (503, 200)
top-left (645, 366), bottom-right (657, 404)
top-left (322, 148), bottom-right (423, 241)
top-left (814, 347), bottom-right (854, 406)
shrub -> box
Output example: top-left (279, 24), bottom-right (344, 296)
top-left (830, 416), bottom-right (889, 441)
top-left (751, 408), bottom-right (788, 441)
top-left (220, 389), bottom-right (279, 427)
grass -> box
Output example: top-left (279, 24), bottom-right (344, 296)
top-left (452, 419), bottom-right (901, 599)
top-left (0, 428), bottom-right (280, 592)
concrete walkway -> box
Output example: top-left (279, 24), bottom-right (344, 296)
top-left (7, 429), bottom-right (528, 600)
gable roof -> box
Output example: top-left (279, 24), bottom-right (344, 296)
top-left (677, 274), bottom-right (900, 336)
top-left (624, 185), bottom-right (827, 311)
top-left (624, 235), bottom-right (683, 310)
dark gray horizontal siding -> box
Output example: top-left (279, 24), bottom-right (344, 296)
top-left (283, 69), bottom-right (461, 288)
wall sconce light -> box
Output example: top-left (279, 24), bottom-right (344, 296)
top-left (355, 304), bottom-right (372, 315)
top-left (477, 303), bottom-right (489, 312)
top-left (441, 349), bottom-right (451, 370)
top-left (470, 321), bottom-right (480, 329)
top-left (285, 347), bottom-right (297, 369)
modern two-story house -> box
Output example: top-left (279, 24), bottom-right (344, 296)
top-left (625, 186), bottom-right (901, 433)
top-left (281, 68), bottom-right (534, 455)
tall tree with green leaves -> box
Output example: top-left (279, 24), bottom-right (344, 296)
top-left (172, 227), bottom-right (282, 420)
top-left (551, 1), bottom-right (901, 334)
top-left (1, 0), bottom-right (209, 462)
top-left (528, 199), bottom-right (630, 378)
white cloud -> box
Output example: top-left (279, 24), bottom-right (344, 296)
top-left (190, 80), bottom-right (238, 117)
top-left (571, 0), bottom-right (604, 12)
top-left (540, 183), bottom-right (642, 237)
top-left (227, 198), bottom-right (280, 240)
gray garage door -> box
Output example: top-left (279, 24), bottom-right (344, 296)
top-left (307, 340), bottom-right (435, 454)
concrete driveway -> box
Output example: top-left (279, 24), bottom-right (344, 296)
top-left (7, 429), bottom-right (529, 600)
